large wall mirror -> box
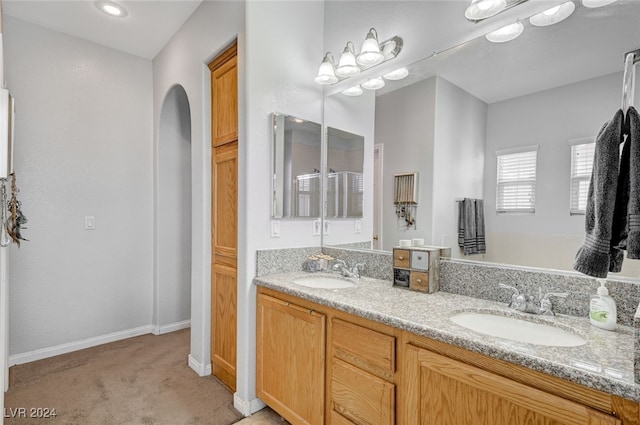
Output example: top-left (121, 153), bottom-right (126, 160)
top-left (272, 113), bottom-right (322, 219)
top-left (322, 1), bottom-right (640, 278)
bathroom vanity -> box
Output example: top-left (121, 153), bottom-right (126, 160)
top-left (255, 272), bottom-right (640, 425)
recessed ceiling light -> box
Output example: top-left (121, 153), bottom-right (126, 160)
top-left (95, 1), bottom-right (128, 18)
top-left (529, 1), bottom-right (575, 26)
top-left (485, 22), bottom-right (524, 43)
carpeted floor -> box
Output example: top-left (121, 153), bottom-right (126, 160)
top-left (4, 329), bottom-right (244, 425)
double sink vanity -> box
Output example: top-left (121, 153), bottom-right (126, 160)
top-left (254, 248), bottom-right (640, 425)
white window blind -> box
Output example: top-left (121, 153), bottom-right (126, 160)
top-left (496, 146), bottom-right (538, 213)
top-left (569, 140), bottom-right (595, 215)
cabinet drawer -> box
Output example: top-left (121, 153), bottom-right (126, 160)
top-left (410, 271), bottom-right (429, 292)
top-left (332, 318), bottom-right (395, 381)
top-left (410, 250), bottom-right (429, 270)
top-left (393, 249), bottom-right (410, 268)
top-left (331, 359), bottom-right (394, 425)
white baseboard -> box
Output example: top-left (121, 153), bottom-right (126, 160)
top-left (188, 353), bottom-right (212, 377)
top-left (153, 319), bottom-right (191, 336)
top-left (234, 394), bottom-right (266, 417)
top-left (9, 325), bottom-right (155, 366)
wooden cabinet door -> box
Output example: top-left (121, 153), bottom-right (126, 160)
top-left (211, 50), bottom-right (238, 147)
top-left (404, 345), bottom-right (621, 425)
top-left (209, 41), bottom-right (238, 391)
top-left (211, 140), bottom-right (237, 391)
top-left (257, 294), bottom-right (325, 425)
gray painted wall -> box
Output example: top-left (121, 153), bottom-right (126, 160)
top-left (5, 16), bottom-right (154, 357)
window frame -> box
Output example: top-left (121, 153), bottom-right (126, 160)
top-left (495, 145), bottom-right (539, 214)
top-left (568, 137), bottom-right (595, 216)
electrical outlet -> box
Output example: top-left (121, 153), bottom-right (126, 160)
top-left (323, 220), bottom-right (330, 235)
top-left (312, 219), bottom-right (321, 236)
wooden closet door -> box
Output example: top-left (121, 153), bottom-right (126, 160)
top-left (209, 42), bottom-right (237, 391)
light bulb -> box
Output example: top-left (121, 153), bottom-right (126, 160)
top-left (485, 22), bottom-right (524, 43)
top-left (361, 77), bottom-right (385, 90)
top-left (314, 53), bottom-right (339, 85)
top-left (383, 67), bottom-right (409, 80)
top-left (336, 42), bottom-right (361, 78)
top-left (582, 0), bottom-right (616, 7)
top-left (529, 2), bottom-right (575, 27)
top-left (465, 0), bottom-right (506, 20)
top-left (342, 86), bottom-right (364, 96)
top-left (357, 28), bottom-right (384, 67)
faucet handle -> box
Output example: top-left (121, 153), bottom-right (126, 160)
top-left (499, 283), bottom-right (519, 295)
top-left (499, 284), bottom-right (523, 309)
top-left (541, 292), bottom-right (568, 302)
top-left (539, 292), bottom-right (568, 316)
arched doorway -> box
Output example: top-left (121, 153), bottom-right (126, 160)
top-left (157, 85), bottom-right (192, 332)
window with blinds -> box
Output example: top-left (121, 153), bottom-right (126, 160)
top-left (569, 140), bottom-right (595, 215)
top-left (496, 146), bottom-right (538, 213)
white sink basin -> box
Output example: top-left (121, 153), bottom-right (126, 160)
top-left (450, 312), bottom-right (586, 347)
top-left (292, 276), bottom-right (356, 289)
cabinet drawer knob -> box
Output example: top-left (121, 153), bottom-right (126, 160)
top-left (417, 255), bottom-right (423, 260)
top-left (398, 256), bottom-right (404, 261)
top-left (416, 279), bottom-right (422, 283)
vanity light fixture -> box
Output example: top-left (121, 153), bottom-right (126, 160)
top-left (357, 28), bottom-right (385, 67)
top-left (465, 0), bottom-right (507, 21)
top-left (94, 0), bottom-right (128, 18)
top-left (529, 1), bottom-right (575, 27)
top-left (361, 77), bottom-right (386, 90)
top-left (582, 0), bottom-right (617, 7)
top-left (342, 85), bottom-right (364, 96)
top-left (383, 67), bottom-right (409, 81)
top-left (485, 22), bottom-right (524, 43)
top-left (336, 42), bottom-right (361, 78)
top-left (314, 53), bottom-right (339, 85)
top-left (315, 28), bottom-right (403, 86)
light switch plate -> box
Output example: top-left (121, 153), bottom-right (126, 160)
top-left (323, 220), bottom-right (330, 235)
top-left (354, 219), bottom-right (362, 234)
top-left (270, 220), bottom-right (280, 238)
top-left (312, 219), bottom-right (321, 236)
top-left (85, 216), bottom-right (95, 230)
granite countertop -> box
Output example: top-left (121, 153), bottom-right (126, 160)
top-left (254, 271), bottom-right (640, 402)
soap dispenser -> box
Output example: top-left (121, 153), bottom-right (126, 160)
top-left (589, 279), bottom-right (617, 331)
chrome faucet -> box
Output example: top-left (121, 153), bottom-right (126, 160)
top-left (499, 284), bottom-right (568, 316)
top-left (333, 259), bottom-right (364, 279)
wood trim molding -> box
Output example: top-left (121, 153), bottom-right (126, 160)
top-left (208, 40), bottom-right (238, 72)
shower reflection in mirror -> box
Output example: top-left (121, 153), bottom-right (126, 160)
top-left (271, 113), bottom-right (322, 218)
top-left (325, 127), bottom-right (365, 219)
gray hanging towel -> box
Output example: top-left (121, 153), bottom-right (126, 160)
top-left (475, 199), bottom-right (486, 254)
top-left (574, 109), bottom-right (625, 278)
top-left (625, 107), bottom-right (640, 258)
top-left (457, 200), bottom-right (464, 248)
top-left (457, 198), bottom-right (486, 255)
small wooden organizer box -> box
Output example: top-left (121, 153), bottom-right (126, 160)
top-left (393, 246), bottom-right (440, 293)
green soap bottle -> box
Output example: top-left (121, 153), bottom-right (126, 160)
top-left (589, 279), bottom-right (617, 331)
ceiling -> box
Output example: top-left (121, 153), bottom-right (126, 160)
top-left (2, 0), bottom-right (637, 103)
top-left (324, 0), bottom-right (640, 104)
top-left (2, 0), bottom-right (203, 59)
